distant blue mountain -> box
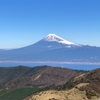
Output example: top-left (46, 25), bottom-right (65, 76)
top-left (0, 34), bottom-right (100, 63)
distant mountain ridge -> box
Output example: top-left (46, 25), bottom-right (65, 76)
top-left (0, 34), bottom-right (100, 64)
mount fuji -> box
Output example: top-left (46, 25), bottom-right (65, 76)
top-left (0, 34), bottom-right (100, 65)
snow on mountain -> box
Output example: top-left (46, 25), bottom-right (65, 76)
top-left (43, 34), bottom-right (75, 45)
top-left (33, 34), bottom-right (80, 49)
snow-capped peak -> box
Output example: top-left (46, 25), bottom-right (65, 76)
top-left (43, 34), bottom-right (75, 45)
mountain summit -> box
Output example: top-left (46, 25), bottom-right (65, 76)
top-left (33, 34), bottom-right (78, 49)
top-left (43, 34), bottom-right (75, 45)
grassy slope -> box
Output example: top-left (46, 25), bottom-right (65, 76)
top-left (0, 88), bottom-right (40, 100)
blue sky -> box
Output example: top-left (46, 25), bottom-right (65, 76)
top-left (0, 0), bottom-right (100, 49)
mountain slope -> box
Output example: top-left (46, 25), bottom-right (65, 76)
top-left (59, 68), bottom-right (100, 99)
top-left (72, 68), bottom-right (100, 98)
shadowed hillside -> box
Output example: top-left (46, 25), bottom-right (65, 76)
top-left (0, 66), bottom-right (81, 89)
